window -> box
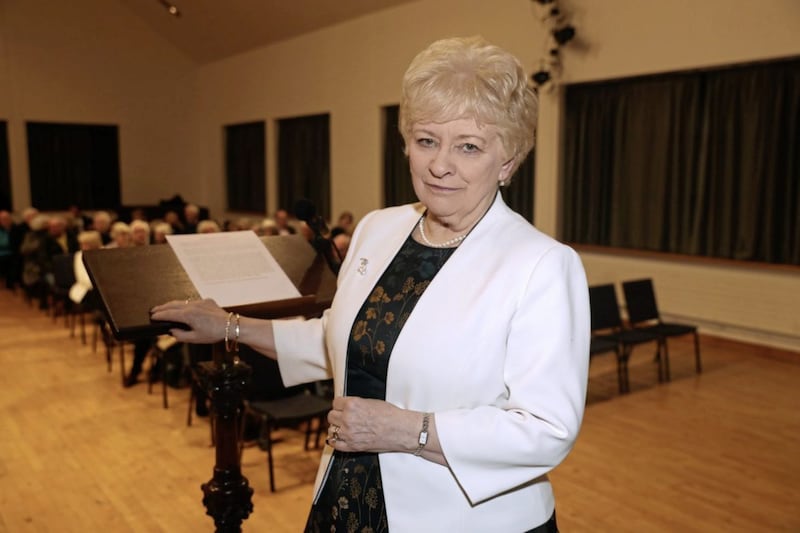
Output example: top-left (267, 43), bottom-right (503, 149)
top-left (277, 113), bottom-right (330, 221)
top-left (382, 105), bottom-right (415, 207)
top-left (26, 122), bottom-right (120, 210)
top-left (225, 121), bottom-right (266, 213)
top-left (0, 121), bottom-right (10, 210)
top-left (503, 149), bottom-right (535, 223)
top-left (561, 58), bottom-right (800, 265)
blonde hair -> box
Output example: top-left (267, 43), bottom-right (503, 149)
top-left (130, 219), bottom-right (151, 235)
top-left (399, 36), bottom-right (538, 176)
top-left (152, 221), bottom-right (173, 235)
top-left (77, 230), bottom-right (102, 249)
top-left (197, 219), bottom-right (221, 233)
top-left (110, 221), bottom-right (131, 238)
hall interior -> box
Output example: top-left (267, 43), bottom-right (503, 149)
top-left (0, 287), bottom-right (797, 532)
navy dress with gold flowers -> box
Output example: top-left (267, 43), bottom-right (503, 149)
top-left (304, 235), bottom-right (457, 533)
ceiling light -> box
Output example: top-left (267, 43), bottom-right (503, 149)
top-left (157, 0), bottom-right (181, 18)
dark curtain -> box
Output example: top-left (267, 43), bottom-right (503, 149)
top-left (225, 121), bottom-right (266, 213)
top-left (0, 122), bottom-right (10, 210)
top-left (27, 122), bottom-right (120, 210)
top-left (562, 57), bottom-right (800, 265)
top-left (278, 114), bottom-right (330, 221)
top-left (383, 105), bottom-right (415, 207)
top-left (502, 148), bottom-right (535, 222)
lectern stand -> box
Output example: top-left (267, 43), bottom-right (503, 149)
top-left (83, 235), bottom-right (337, 532)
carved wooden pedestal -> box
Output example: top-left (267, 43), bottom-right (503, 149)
top-left (198, 355), bottom-right (253, 532)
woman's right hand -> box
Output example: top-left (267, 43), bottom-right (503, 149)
top-left (150, 298), bottom-right (228, 344)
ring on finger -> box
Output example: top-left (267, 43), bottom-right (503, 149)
top-left (331, 424), bottom-right (340, 440)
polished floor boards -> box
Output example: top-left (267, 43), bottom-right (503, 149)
top-left (0, 287), bottom-right (798, 532)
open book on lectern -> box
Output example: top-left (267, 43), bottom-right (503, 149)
top-left (82, 232), bottom-right (337, 341)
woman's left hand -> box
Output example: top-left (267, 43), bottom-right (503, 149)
top-left (326, 396), bottom-right (419, 454)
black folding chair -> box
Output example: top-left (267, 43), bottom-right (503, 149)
top-left (622, 278), bottom-right (702, 381)
top-left (50, 253), bottom-right (76, 328)
top-left (237, 348), bottom-right (331, 492)
top-left (589, 284), bottom-right (664, 393)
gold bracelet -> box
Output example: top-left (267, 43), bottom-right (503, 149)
top-left (224, 312), bottom-right (234, 352)
top-left (233, 313), bottom-right (240, 353)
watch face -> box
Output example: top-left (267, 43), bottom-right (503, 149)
top-left (419, 432), bottom-right (428, 446)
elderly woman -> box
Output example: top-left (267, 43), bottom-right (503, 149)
top-left (152, 36), bottom-right (589, 532)
top-left (69, 230), bottom-right (103, 306)
top-left (107, 221), bottom-right (132, 248)
top-left (130, 219), bottom-right (151, 247)
top-left (151, 221), bottom-right (173, 244)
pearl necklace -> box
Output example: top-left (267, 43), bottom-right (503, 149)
top-left (417, 216), bottom-right (467, 248)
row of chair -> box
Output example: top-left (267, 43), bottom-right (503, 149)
top-left (49, 253), bottom-right (119, 373)
top-left (589, 278), bottom-right (702, 394)
top-left (33, 259), bottom-right (329, 494)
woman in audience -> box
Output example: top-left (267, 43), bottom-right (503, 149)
top-left (130, 220), bottom-right (151, 247)
top-left (152, 36), bottom-right (589, 532)
top-left (91, 211), bottom-right (113, 245)
top-left (331, 210), bottom-right (355, 237)
top-left (69, 230), bottom-right (102, 307)
top-left (106, 221), bottom-right (131, 248)
top-left (197, 220), bottom-right (221, 233)
top-left (151, 222), bottom-right (173, 244)
top-left (20, 213), bottom-right (52, 308)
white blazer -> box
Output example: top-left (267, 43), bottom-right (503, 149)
top-left (274, 193), bottom-right (590, 532)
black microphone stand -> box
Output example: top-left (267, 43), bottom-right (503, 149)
top-left (306, 217), bottom-right (342, 276)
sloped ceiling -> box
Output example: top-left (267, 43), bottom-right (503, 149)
top-left (116, 0), bottom-right (420, 64)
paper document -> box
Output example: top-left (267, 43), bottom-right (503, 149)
top-left (167, 231), bottom-right (301, 307)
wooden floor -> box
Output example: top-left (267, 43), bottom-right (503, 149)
top-left (0, 288), bottom-right (798, 532)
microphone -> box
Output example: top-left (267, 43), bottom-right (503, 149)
top-left (293, 198), bottom-right (329, 237)
top-left (293, 198), bottom-right (342, 274)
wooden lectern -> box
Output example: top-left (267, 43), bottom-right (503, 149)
top-left (83, 235), bottom-right (337, 532)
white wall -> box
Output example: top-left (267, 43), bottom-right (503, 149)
top-left (0, 0), bottom-right (198, 209)
top-left (1, 0), bottom-right (798, 349)
top-left (189, 0), bottom-right (799, 350)
top-left (189, 0), bottom-right (542, 221)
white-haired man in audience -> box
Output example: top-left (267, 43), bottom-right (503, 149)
top-left (184, 204), bottom-right (200, 234)
top-left (92, 211), bottom-right (113, 245)
top-left (130, 219), bottom-right (150, 247)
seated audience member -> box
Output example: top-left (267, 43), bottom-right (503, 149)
top-left (8, 208), bottom-right (38, 290)
top-left (69, 230), bottom-right (103, 308)
top-left (67, 205), bottom-right (92, 233)
top-left (107, 222), bottom-right (132, 248)
top-left (184, 204), bottom-right (200, 234)
top-left (115, 221), bottom-right (155, 387)
top-left (164, 210), bottom-right (184, 234)
top-left (298, 221), bottom-right (314, 242)
top-left (0, 210), bottom-right (14, 289)
top-left (274, 209), bottom-right (296, 235)
top-left (47, 215), bottom-right (79, 255)
top-left (260, 219), bottom-right (278, 236)
top-left (129, 208), bottom-right (148, 222)
top-left (19, 214), bottom-right (51, 307)
top-left (19, 207), bottom-right (39, 234)
top-left (331, 210), bottom-right (355, 237)
top-left (197, 220), bottom-right (221, 234)
top-left (151, 221), bottom-right (173, 244)
top-left (130, 219), bottom-right (151, 247)
top-left (125, 336), bottom-right (157, 388)
top-left (332, 232), bottom-right (351, 262)
top-left (91, 211), bottom-right (113, 245)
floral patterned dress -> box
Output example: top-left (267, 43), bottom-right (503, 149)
top-left (304, 235), bottom-right (457, 533)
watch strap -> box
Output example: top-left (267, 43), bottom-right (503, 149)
top-left (414, 412), bottom-right (431, 456)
